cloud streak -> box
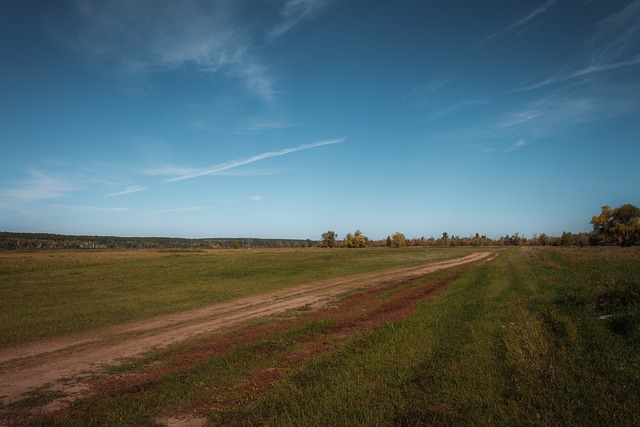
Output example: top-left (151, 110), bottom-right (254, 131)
top-left (104, 185), bottom-right (147, 198)
top-left (480, 0), bottom-right (558, 44)
top-left (516, 1), bottom-right (640, 93)
top-left (518, 55), bottom-right (640, 92)
top-left (483, 0), bottom-right (558, 42)
top-left (267, 0), bottom-right (337, 40)
top-left (144, 206), bottom-right (214, 216)
top-left (506, 0), bottom-right (558, 33)
top-left (55, 205), bottom-right (130, 213)
top-left (165, 138), bottom-right (345, 183)
top-left (507, 138), bottom-right (530, 152)
top-left (587, 0), bottom-right (640, 66)
top-left (426, 99), bottom-right (483, 121)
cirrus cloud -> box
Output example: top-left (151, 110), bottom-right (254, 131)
top-left (0, 169), bottom-right (83, 201)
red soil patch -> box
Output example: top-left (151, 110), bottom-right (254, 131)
top-left (170, 269), bottom-right (465, 423)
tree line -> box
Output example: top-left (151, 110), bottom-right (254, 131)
top-left (320, 204), bottom-right (640, 248)
top-left (2, 204), bottom-right (637, 250)
top-left (319, 230), bottom-right (596, 248)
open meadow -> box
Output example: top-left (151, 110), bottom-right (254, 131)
top-left (0, 247), bottom-right (481, 347)
top-left (1, 246), bottom-right (640, 426)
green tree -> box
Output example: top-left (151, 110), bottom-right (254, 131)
top-left (538, 233), bottom-right (549, 246)
top-left (321, 230), bottom-right (337, 248)
top-left (560, 231), bottom-right (578, 246)
top-left (591, 204), bottom-right (640, 247)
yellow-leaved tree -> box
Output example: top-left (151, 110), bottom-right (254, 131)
top-left (591, 204), bottom-right (640, 247)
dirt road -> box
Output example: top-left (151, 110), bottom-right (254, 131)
top-left (0, 252), bottom-right (493, 404)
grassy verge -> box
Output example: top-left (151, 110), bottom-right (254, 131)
top-left (0, 247), bottom-right (479, 346)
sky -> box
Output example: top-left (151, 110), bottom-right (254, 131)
top-left (1, 0), bottom-right (639, 240)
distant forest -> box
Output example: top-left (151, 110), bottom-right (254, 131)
top-left (0, 230), bottom-right (603, 250)
top-left (0, 232), bottom-right (315, 250)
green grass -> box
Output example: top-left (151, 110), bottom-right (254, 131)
top-left (0, 247), bottom-right (480, 346)
top-left (6, 247), bottom-right (639, 426)
top-left (18, 317), bottom-right (339, 426)
top-left (232, 247), bottom-right (640, 426)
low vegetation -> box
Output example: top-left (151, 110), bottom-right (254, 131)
top-left (0, 247), bottom-right (480, 346)
top-left (233, 247), bottom-right (640, 426)
top-left (3, 247), bottom-right (639, 425)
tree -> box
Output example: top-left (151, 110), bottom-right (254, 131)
top-left (321, 230), bottom-right (337, 248)
top-left (353, 229), bottom-right (368, 248)
top-left (591, 204), bottom-right (640, 247)
top-left (344, 230), bottom-right (368, 248)
top-left (538, 233), bottom-right (549, 246)
top-left (560, 231), bottom-right (578, 246)
top-left (391, 232), bottom-right (406, 248)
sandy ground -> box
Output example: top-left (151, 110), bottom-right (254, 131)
top-left (0, 252), bottom-right (492, 405)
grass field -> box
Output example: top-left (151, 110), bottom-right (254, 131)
top-left (2, 246), bottom-right (640, 426)
top-left (0, 247), bottom-right (481, 346)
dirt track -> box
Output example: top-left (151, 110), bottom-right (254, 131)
top-left (0, 252), bottom-right (493, 405)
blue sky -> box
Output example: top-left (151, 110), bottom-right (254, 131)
top-left (1, 0), bottom-right (639, 240)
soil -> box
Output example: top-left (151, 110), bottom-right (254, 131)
top-left (0, 252), bottom-right (493, 411)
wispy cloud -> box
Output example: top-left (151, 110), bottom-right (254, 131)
top-left (104, 185), bottom-right (147, 198)
top-left (240, 116), bottom-right (299, 132)
top-left (427, 99), bottom-right (483, 121)
top-left (507, 138), bottom-right (530, 152)
top-left (0, 169), bottom-right (83, 201)
top-left (423, 75), bottom-right (458, 93)
top-left (517, 1), bottom-right (640, 92)
top-left (494, 81), bottom-right (640, 141)
top-left (517, 55), bottom-right (640, 92)
top-left (507, 0), bottom-right (558, 33)
top-left (53, 1), bottom-right (276, 101)
top-left (144, 206), bottom-right (214, 216)
top-left (143, 166), bottom-right (282, 178)
top-left (572, 55), bottom-right (640, 78)
top-left (267, 0), bottom-right (337, 40)
top-left (483, 0), bottom-right (558, 42)
top-left (474, 146), bottom-right (497, 154)
top-left (55, 205), bottom-right (130, 213)
top-left (164, 138), bottom-right (345, 183)
top-left (499, 109), bottom-right (544, 128)
top-left (587, 0), bottom-right (640, 66)
top-left (501, 95), bottom-right (596, 133)
top-left (48, 1), bottom-right (342, 103)
top-left (404, 74), bottom-right (459, 101)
